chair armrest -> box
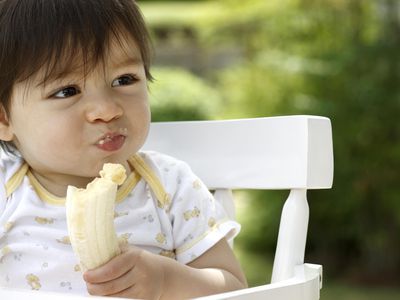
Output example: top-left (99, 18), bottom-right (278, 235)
top-left (194, 264), bottom-right (323, 300)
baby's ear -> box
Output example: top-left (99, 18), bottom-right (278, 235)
top-left (0, 105), bottom-right (14, 141)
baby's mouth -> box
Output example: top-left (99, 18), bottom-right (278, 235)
top-left (95, 128), bottom-right (128, 151)
top-left (97, 135), bottom-right (116, 145)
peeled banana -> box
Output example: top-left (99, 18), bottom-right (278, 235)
top-left (66, 163), bottom-right (127, 271)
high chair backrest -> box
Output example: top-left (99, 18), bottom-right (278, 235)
top-left (141, 115), bottom-right (333, 300)
top-left (142, 115), bottom-right (333, 190)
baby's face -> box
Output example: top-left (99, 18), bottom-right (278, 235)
top-left (6, 36), bottom-right (150, 189)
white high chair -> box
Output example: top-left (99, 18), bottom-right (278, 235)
top-left (143, 115), bottom-right (334, 300)
top-left (0, 115), bottom-right (333, 300)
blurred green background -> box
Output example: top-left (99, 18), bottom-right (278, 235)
top-left (139, 0), bottom-right (400, 298)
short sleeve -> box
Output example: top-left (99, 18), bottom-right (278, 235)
top-left (168, 160), bottom-right (240, 264)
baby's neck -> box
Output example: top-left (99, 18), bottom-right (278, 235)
top-left (30, 170), bottom-right (95, 198)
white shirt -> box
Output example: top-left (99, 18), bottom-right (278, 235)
top-left (0, 150), bottom-right (239, 294)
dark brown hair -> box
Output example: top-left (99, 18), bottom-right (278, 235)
top-left (0, 0), bottom-right (153, 153)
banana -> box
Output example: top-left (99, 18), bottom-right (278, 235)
top-left (66, 163), bottom-right (127, 271)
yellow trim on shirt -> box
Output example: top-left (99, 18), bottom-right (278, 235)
top-left (27, 170), bottom-right (65, 205)
top-left (115, 171), bottom-right (141, 204)
top-left (5, 163), bottom-right (29, 197)
top-left (128, 154), bottom-right (170, 208)
top-left (175, 218), bottom-right (232, 255)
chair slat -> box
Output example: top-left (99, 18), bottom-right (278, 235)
top-left (142, 115), bottom-right (333, 190)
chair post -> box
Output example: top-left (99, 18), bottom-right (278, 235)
top-left (271, 189), bottom-right (309, 283)
top-left (213, 189), bottom-right (236, 221)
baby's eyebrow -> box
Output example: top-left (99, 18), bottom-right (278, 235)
top-left (111, 57), bottom-right (143, 69)
top-left (35, 73), bottom-right (82, 88)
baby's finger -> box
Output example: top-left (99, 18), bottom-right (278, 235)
top-left (86, 267), bottom-right (136, 296)
top-left (83, 248), bottom-right (140, 283)
top-left (110, 285), bottom-right (139, 298)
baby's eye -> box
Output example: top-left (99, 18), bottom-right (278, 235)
top-left (51, 86), bottom-right (80, 99)
top-left (111, 74), bottom-right (138, 87)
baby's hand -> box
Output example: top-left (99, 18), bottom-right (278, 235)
top-left (83, 246), bottom-right (165, 299)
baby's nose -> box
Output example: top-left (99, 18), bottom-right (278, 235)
top-left (85, 96), bottom-right (123, 123)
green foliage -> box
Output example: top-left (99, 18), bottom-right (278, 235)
top-left (234, 190), bottom-right (285, 253)
top-left (149, 67), bottom-right (222, 121)
top-left (140, 1), bottom-right (220, 28)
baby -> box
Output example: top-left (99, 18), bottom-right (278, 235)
top-left (0, 0), bottom-right (247, 299)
